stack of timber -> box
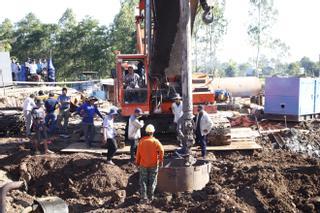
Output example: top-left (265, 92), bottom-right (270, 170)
top-left (0, 108), bottom-right (24, 136)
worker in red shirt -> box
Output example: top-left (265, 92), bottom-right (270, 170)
top-left (135, 124), bottom-right (164, 204)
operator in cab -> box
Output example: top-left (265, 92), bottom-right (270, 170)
top-left (124, 65), bottom-right (140, 89)
top-left (124, 65), bottom-right (140, 103)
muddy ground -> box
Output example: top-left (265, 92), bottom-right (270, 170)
top-left (0, 123), bottom-right (320, 212)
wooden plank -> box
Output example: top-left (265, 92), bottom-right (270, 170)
top-left (203, 141), bottom-right (262, 151)
top-left (61, 140), bottom-right (262, 154)
top-left (61, 143), bottom-right (179, 154)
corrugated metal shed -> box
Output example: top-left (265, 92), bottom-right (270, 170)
top-left (0, 52), bottom-right (12, 87)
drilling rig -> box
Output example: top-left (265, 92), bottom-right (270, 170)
top-left (113, 0), bottom-right (228, 137)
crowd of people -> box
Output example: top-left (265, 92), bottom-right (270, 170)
top-left (22, 88), bottom-right (71, 154)
top-left (22, 89), bottom-right (214, 203)
top-left (11, 57), bottom-right (55, 82)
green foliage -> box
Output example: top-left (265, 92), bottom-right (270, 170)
top-left (0, 1), bottom-right (137, 80)
top-left (299, 56), bottom-right (320, 77)
top-left (287, 62), bottom-right (300, 76)
top-left (0, 18), bottom-right (14, 51)
top-left (224, 60), bottom-right (238, 77)
top-left (108, 0), bottom-right (138, 54)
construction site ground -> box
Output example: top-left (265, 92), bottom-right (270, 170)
top-left (0, 118), bottom-right (320, 212)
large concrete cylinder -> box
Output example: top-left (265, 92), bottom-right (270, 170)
top-left (157, 159), bottom-right (211, 192)
top-left (210, 77), bottom-right (262, 97)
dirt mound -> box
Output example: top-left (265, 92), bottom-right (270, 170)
top-left (19, 153), bottom-right (129, 210)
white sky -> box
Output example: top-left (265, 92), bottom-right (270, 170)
top-left (0, 0), bottom-right (319, 63)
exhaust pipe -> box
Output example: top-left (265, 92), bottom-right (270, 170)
top-left (0, 181), bottom-right (24, 213)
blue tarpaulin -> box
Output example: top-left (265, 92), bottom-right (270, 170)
top-left (47, 58), bottom-right (55, 82)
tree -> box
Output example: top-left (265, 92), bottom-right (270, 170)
top-left (248, 0), bottom-right (277, 71)
top-left (1, 0), bottom-right (138, 80)
top-left (108, 0), bottom-right (138, 54)
top-left (287, 62), bottom-right (300, 76)
top-left (224, 61), bottom-right (238, 77)
top-left (300, 57), bottom-right (318, 77)
top-left (0, 18), bottom-right (14, 51)
top-left (238, 63), bottom-right (252, 76)
top-left (59, 8), bottom-right (77, 30)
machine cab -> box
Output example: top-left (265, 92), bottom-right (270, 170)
top-left (114, 54), bottom-right (151, 116)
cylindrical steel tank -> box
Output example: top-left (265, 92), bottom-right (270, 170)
top-left (210, 77), bottom-right (262, 97)
top-left (157, 159), bottom-right (211, 192)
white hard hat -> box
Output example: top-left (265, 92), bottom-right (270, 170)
top-left (145, 124), bottom-right (155, 133)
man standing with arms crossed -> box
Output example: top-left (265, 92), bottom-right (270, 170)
top-left (136, 124), bottom-right (164, 204)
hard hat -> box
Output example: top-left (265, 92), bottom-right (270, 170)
top-left (88, 96), bottom-right (98, 101)
top-left (145, 124), bottom-right (155, 133)
top-left (109, 108), bottom-right (118, 115)
top-left (172, 93), bottom-right (182, 100)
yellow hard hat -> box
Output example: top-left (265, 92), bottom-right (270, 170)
top-left (145, 124), bottom-right (155, 133)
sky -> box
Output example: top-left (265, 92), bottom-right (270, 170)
top-left (0, 0), bottom-right (319, 63)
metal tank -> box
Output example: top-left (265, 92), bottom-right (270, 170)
top-left (157, 159), bottom-right (212, 192)
top-left (210, 77), bottom-right (262, 97)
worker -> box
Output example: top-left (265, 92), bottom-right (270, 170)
top-left (77, 96), bottom-right (104, 147)
top-left (194, 105), bottom-right (213, 159)
top-left (171, 93), bottom-right (183, 146)
top-left (44, 92), bottom-right (58, 135)
top-left (36, 90), bottom-right (47, 101)
top-left (135, 124), bottom-right (164, 203)
top-left (23, 94), bottom-right (36, 136)
top-left (128, 108), bottom-right (144, 161)
top-left (31, 99), bottom-right (54, 155)
top-left (124, 65), bottom-right (140, 89)
top-left (171, 93), bottom-right (183, 124)
top-left (57, 87), bottom-right (71, 133)
top-left (102, 108), bottom-right (118, 165)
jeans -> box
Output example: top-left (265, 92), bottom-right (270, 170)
top-left (105, 138), bottom-right (118, 160)
top-left (57, 108), bottom-right (70, 131)
top-left (45, 112), bottom-right (57, 135)
top-left (83, 123), bottom-right (95, 146)
top-left (128, 139), bottom-right (139, 161)
top-left (139, 167), bottom-right (159, 200)
top-left (23, 110), bottom-right (33, 136)
top-left (196, 133), bottom-right (207, 157)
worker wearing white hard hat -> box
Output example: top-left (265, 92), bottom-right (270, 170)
top-left (135, 124), bottom-right (164, 204)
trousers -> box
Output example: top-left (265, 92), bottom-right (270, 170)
top-left (139, 167), bottom-right (159, 200)
top-left (83, 123), bottom-right (95, 146)
top-left (195, 133), bottom-right (207, 157)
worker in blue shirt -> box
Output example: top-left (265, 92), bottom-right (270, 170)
top-left (77, 96), bottom-right (104, 147)
top-left (45, 92), bottom-right (58, 135)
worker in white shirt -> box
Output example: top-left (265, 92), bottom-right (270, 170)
top-left (128, 108), bottom-right (144, 161)
top-left (29, 59), bottom-right (38, 75)
top-left (102, 108), bottom-right (118, 165)
top-left (23, 94), bottom-right (36, 136)
top-left (171, 93), bottom-right (183, 146)
top-left (171, 93), bottom-right (183, 124)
